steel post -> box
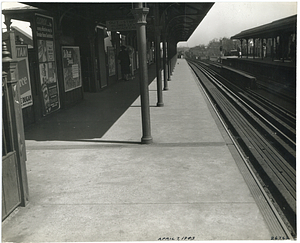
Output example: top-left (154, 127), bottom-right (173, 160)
top-left (154, 4), bottom-right (163, 107)
top-left (131, 5), bottom-right (153, 144)
top-left (167, 59), bottom-right (171, 81)
top-left (162, 37), bottom-right (168, 90)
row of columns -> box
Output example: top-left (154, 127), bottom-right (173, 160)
top-left (4, 3), bottom-right (173, 145)
top-left (133, 3), bottom-right (175, 144)
top-left (239, 36), bottom-right (291, 62)
top-left (132, 3), bottom-right (153, 144)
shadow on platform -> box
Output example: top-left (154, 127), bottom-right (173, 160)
top-left (25, 64), bottom-right (157, 142)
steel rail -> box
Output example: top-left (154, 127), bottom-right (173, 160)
top-left (193, 60), bottom-right (296, 147)
top-left (188, 62), bottom-right (294, 239)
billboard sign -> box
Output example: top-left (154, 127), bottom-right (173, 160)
top-left (62, 46), bottom-right (82, 92)
top-left (35, 13), bottom-right (60, 116)
top-left (106, 19), bottom-right (136, 31)
top-left (15, 45), bottom-right (33, 108)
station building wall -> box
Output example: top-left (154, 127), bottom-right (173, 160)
top-left (3, 12), bottom-right (156, 128)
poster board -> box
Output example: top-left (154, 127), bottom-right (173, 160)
top-left (107, 47), bottom-right (116, 76)
top-left (15, 45), bottom-right (33, 108)
top-left (35, 13), bottom-right (60, 116)
top-left (62, 46), bottom-right (82, 92)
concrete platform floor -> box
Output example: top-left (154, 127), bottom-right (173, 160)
top-left (2, 59), bottom-right (272, 242)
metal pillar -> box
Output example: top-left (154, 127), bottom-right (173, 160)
top-left (272, 37), bottom-right (274, 61)
top-left (167, 42), bottom-right (171, 81)
top-left (261, 39), bottom-right (263, 59)
top-left (280, 35), bottom-right (285, 62)
top-left (253, 38), bottom-right (255, 59)
top-left (246, 39), bottom-right (249, 58)
top-left (162, 35), bottom-right (168, 90)
top-left (167, 59), bottom-right (171, 81)
top-left (154, 4), bottom-right (163, 107)
top-left (131, 4), bottom-right (153, 144)
top-left (4, 15), bottom-right (12, 31)
top-left (240, 39), bottom-right (243, 58)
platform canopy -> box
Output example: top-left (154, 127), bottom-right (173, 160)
top-left (4, 2), bottom-right (214, 43)
top-left (231, 14), bottom-right (296, 40)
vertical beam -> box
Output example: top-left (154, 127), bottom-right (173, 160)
top-left (4, 15), bottom-right (12, 31)
top-left (167, 41), bottom-right (171, 81)
top-left (271, 37), bottom-right (274, 61)
top-left (87, 32), bottom-right (100, 92)
top-left (240, 39), bottom-right (243, 58)
top-left (246, 39), bottom-right (249, 58)
top-left (114, 32), bottom-right (122, 80)
top-left (261, 38), bottom-right (263, 59)
top-left (253, 38), bottom-right (255, 59)
top-left (54, 22), bottom-right (67, 108)
top-left (162, 35), bottom-right (168, 90)
top-left (154, 4), bottom-right (163, 107)
top-left (132, 4), bottom-right (153, 144)
top-left (280, 35), bottom-right (285, 62)
top-left (167, 59), bottom-right (171, 81)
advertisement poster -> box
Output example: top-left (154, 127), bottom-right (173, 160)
top-left (35, 13), bottom-right (60, 116)
top-left (107, 47), bottom-right (116, 76)
top-left (62, 46), bottom-right (82, 92)
top-left (15, 45), bottom-right (33, 108)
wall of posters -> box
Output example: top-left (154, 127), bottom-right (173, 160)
top-left (107, 47), bottom-right (116, 76)
top-left (15, 45), bottom-right (33, 108)
top-left (62, 46), bottom-right (82, 92)
top-left (35, 13), bottom-right (60, 116)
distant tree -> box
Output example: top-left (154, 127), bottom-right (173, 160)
top-left (220, 37), bottom-right (235, 56)
top-left (207, 38), bottom-right (220, 57)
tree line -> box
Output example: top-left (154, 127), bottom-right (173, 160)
top-left (178, 37), bottom-right (239, 59)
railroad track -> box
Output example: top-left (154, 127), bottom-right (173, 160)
top-left (256, 81), bottom-right (296, 105)
top-left (187, 60), bottom-right (296, 238)
top-left (191, 60), bottom-right (296, 164)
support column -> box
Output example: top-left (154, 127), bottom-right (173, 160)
top-left (132, 4), bottom-right (153, 144)
top-left (154, 4), bottom-right (163, 107)
top-left (271, 37), bottom-right (274, 61)
top-left (87, 31), bottom-right (100, 92)
top-left (4, 15), bottom-right (12, 31)
top-left (240, 39), bottom-right (243, 58)
top-left (167, 59), bottom-right (171, 81)
top-left (253, 38), bottom-right (255, 59)
top-left (280, 35), bottom-right (285, 62)
top-left (167, 41), bottom-right (171, 81)
top-left (261, 38), bottom-right (263, 59)
top-left (246, 39), bottom-right (249, 58)
top-left (162, 35), bottom-right (168, 90)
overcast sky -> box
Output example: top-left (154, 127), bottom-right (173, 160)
top-left (2, 1), bottom-right (298, 47)
top-left (180, 1), bottom-right (297, 47)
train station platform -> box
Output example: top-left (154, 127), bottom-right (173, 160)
top-left (223, 56), bottom-right (296, 68)
top-left (2, 59), bottom-right (275, 241)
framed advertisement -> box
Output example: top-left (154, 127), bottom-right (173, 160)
top-left (62, 46), bottom-right (82, 92)
top-left (35, 13), bottom-right (60, 116)
top-left (107, 46), bottom-right (116, 76)
top-left (15, 45), bottom-right (33, 108)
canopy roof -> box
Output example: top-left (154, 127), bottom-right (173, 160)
top-left (231, 14), bottom-right (296, 40)
top-left (3, 2), bottom-right (214, 43)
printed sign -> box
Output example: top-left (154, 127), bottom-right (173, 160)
top-left (106, 19), bottom-right (136, 31)
top-left (16, 45), bottom-right (33, 108)
top-left (62, 46), bottom-right (82, 92)
top-left (36, 14), bottom-right (53, 38)
top-left (35, 13), bottom-right (60, 116)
